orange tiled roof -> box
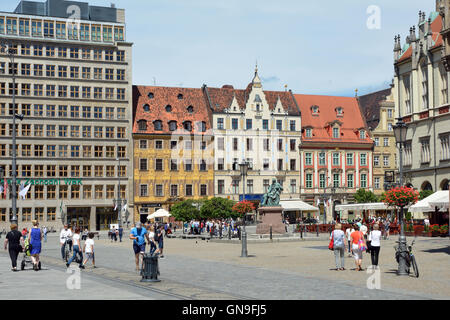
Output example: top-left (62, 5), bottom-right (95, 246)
top-left (294, 94), bottom-right (373, 145)
top-left (132, 86), bottom-right (212, 135)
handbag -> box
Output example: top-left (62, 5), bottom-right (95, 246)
top-left (328, 232), bottom-right (334, 251)
top-left (357, 232), bottom-right (367, 251)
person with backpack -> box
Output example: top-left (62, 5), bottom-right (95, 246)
top-left (350, 224), bottom-right (367, 271)
top-left (330, 223), bottom-right (346, 271)
top-left (130, 222), bottom-right (150, 273)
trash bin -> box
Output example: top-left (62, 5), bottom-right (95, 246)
top-left (141, 254), bottom-right (161, 283)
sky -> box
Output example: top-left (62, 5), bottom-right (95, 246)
top-left (1, 0), bottom-right (433, 96)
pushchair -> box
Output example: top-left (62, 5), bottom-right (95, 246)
top-left (21, 238), bottom-right (41, 270)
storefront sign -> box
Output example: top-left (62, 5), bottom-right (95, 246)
top-left (0, 178), bottom-right (83, 186)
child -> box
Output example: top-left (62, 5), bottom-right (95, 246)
top-left (82, 232), bottom-right (96, 268)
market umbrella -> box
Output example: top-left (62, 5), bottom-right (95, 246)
top-left (147, 208), bottom-right (171, 220)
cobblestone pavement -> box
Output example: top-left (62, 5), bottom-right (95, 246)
top-left (10, 233), bottom-right (447, 300)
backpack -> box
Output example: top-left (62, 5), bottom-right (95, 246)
top-left (333, 231), bottom-right (344, 248)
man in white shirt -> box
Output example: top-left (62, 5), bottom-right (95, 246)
top-left (360, 224), bottom-right (368, 237)
top-left (60, 224), bottom-right (73, 261)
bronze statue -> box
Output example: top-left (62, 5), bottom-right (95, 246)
top-left (261, 179), bottom-right (283, 207)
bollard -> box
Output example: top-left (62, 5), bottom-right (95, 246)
top-left (141, 253), bottom-right (161, 283)
top-left (270, 226), bottom-right (273, 241)
top-left (300, 225), bottom-right (303, 239)
top-left (316, 224), bottom-right (319, 237)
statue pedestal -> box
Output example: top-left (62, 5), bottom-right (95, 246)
top-left (256, 206), bottom-right (285, 234)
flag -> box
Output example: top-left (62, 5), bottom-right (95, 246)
top-left (18, 183), bottom-right (31, 200)
top-left (122, 203), bottom-right (128, 213)
top-left (3, 179), bottom-right (7, 198)
top-left (114, 202), bottom-right (117, 211)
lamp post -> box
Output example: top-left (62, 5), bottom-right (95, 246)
top-left (393, 118), bottom-right (408, 276)
top-left (1, 43), bottom-right (18, 226)
top-left (239, 160), bottom-right (249, 258)
top-left (114, 156), bottom-right (123, 229)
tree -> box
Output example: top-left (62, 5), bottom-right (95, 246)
top-left (200, 197), bottom-right (235, 219)
top-left (170, 199), bottom-right (201, 222)
top-left (419, 190), bottom-right (434, 200)
top-left (354, 189), bottom-right (379, 203)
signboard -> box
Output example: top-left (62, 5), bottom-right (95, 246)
top-left (384, 171), bottom-right (395, 183)
top-left (0, 178), bottom-right (82, 186)
top-left (141, 203), bottom-right (162, 208)
top-left (239, 194), bottom-right (264, 202)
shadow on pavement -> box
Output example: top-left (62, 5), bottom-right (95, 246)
top-left (422, 246), bottom-right (450, 255)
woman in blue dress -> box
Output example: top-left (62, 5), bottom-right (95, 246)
top-left (29, 220), bottom-right (42, 271)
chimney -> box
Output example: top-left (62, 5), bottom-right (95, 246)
top-left (394, 35), bottom-right (401, 60)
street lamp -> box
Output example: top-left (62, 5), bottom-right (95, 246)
top-left (393, 118), bottom-right (408, 276)
top-left (239, 160), bottom-right (249, 258)
top-left (114, 156), bottom-right (124, 229)
top-left (1, 42), bottom-right (18, 226)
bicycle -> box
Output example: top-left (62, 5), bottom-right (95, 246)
top-left (394, 239), bottom-right (419, 278)
top-left (63, 239), bottom-right (73, 263)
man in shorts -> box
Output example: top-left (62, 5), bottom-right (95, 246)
top-left (130, 222), bottom-right (150, 273)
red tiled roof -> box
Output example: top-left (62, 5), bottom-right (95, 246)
top-left (132, 86), bottom-right (212, 135)
top-left (205, 84), bottom-right (300, 115)
top-left (398, 45), bottom-right (412, 63)
top-left (431, 14), bottom-right (443, 49)
top-left (294, 94), bottom-right (373, 145)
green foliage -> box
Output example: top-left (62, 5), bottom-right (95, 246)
top-left (170, 199), bottom-right (202, 222)
top-left (405, 211), bottom-right (412, 221)
top-left (354, 189), bottom-right (379, 203)
top-left (419, 190), bottom-right (434, 200)
top-left (200, 197), bottom-right (235, 219)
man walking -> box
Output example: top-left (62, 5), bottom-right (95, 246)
top-left (118, 226), bottom-right (123, 242)
top-left (129, 222), bottom-right (150, 273)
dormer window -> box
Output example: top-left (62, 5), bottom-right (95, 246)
top-left (153, 120), bottom-right (163, 131)
top-left (165, 105), bottom-right (172, 113)
top-left (306, 128), bottom-right (312, 138)
top-left (256, 104), bottom-right (261, 112)
top-left (197, 121), bottom-right (206, 132)
top-left (187, 106), bottom-right (194, 114)
top-left (178, 94), bottom-right (183, 100)
top-left (359, 130), bottom-right (366, 139)
top-left (143, 104), bottom-right (150, 112)
top-left (138, 120), bottom-right (147, 131)
top-left (168, 121), bottom-right (177, 131)
top-left (336, 107), bottom-right (343, 116)
top-left (333, 127), bottom-right (339, 139)
top-left (148, 92), bottom-right (154, 99)
top-left (254, 94), bottom-right (262, 103)
top-left (183, 121), bottom-right (192, 131)
top-left (311, 105), bottom-right (319, 115)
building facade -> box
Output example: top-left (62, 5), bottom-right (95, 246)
top-left (295, 94), bottom-right (374, 222)
top-left (132, 86), bottom-right (214, 224)
top-left (393, 2), bottom-right (450, 194)
top-left (204, 69), bottom-right (302, 206)
top-left (359, 87), bottom-right (398, 196)
top-left (0, 0), bottom-right (133, 231)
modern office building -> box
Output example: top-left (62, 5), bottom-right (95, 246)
top-left (132, 86), bottom-right (214, 224)
top-left (295, 94), bottom-right (374, 222)
top-left (393, 1), bottom-right (450, 195)
top-left (0, 0), bottom-right (133, 231)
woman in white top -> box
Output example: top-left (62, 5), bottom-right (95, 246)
top-left (368, 224), bottom-right (382, 268)
top-left (345, 226), bottom-right (355, 256)
top-left (66, 227), bottom-right (84, 269)
top-left (330, 224), bottom-right (346, 271)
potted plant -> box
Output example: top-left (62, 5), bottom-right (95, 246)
top-left (232, 200), bottom-right (255, 219)
top-left (383, 187), bottom-right (419, 235)
top-left (440, 224), bottom-right (449, 237)
top-left (413, 225), bottom-right (424, 236)
top-left (422, 224), bottom-right (431, 237)
top-left (430, 224), bottom-right (441, 237)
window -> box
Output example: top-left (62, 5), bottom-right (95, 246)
top-left (333, 173), bottom-right (340, 188)
top-left (170, 141), bottom-right (177, 150)
top-left (34, 64), bottom-right (43, 76)
top-left (117, 50), bottom-right (125, 62)
top-left (383, 156), bottom-right (389, 167)
top-left (83, 166), bottom-right (91, 177)
top-left (184, 159), bottom-right (192, 171)
top-left (217, 118), bottom-right (224, 130)
top-left (359, 130), bottom-right (365, 139)
top-left (374, 177), bottom-right (380, 189)
top-left (82, 146), bottom-right (91, 157)
top-left (276, 120), bottom-right (282, 131)
top-left (22, 208), bottom-right (31, 222)
top-left (306, 174), bottom-right (313, 189)
top-left (94, 146), bottom-right (103, 158)
top-left (263, 139), bottom-right (270, 151)
top-left (333, 127), bottom-right (339, 139)
top-left (94, 165), bottom-right (103, 177)
top-left (246, 138), bottom-right (253, 151)
top-left (168, 121), bottom-right (177, 132)
top-left (47, 208), bottom-right (56, 221)
top-left (155, 185), bottom-right (164, 197)
top-left (94, 186), bottom-right (103, 199)
top-left (383, 138), bottom-right (389, 147)
top-left (199, 160), bottom-right (207, 171)
top-left (94, 87), bottom-right (102, 99)
top-left (155, 159), bottom-right (163, 171)
top-left (115, 26), bottom-right (124, 41)
top-left (374, 156), bottom-right (380, 167)
top-left (421, 64), bottom-right (429, 110)
top-left (246, 119), bottom-right (252, 130)
top-left (58, 85), bottom-right (67, 97)
top-left (232, 118), bottom-right (238, 130)
top-left (387, 109), bottom-right (393, 119)
top-left (170, 185), bottom-right (178, 197)
top-left (117, 69), bottom-right (125, 81)
top-left (333, 153), bottom-right (340, 166)
top-left (319, 152), bottom-right (326, 166)
top-left (34, 44), bottom-right (43, 56)
top-left (218, 180), bottom-right (225, 195)
top-left (82, 67), bottom-right (90, 79)
top-left (360, 174), bottom-right (367, 188)
top-left (360, 153), bottom-right (367, 166)
top-left (200, 184), bottom-right (207, 196)
top-left (290, 140), bottom-right (296, 152)
top-left (21, 63), bottom-right (30, 75)
top-left (59, 145), bottom-right (68, 157)
top-left (404, 74), bottom-right (411, 114)
top-left (19, 19), bottom-right (30, 36)
top-left (139, 184), bottom-right (148, 197)
top-left (82, 106), bottom-right (91, 118)
top-left (440, 135), bottom-right (450, 161)
top-left (92, 26), bottom-right (101, 42)
top-left (105, 50), bottom-right (114, 60)
top-left (347, 174), bottom-right (354, 188)
top-left (233, 138), bottom-right (239, 151)
top-left (290, 120), bottom-right (296, 131)
top-left (305, 128), bottom-right (312, 138)
top-left (263, 120), bottom-right (269, 130)
top-left (71, 165), bottom-right (80, 177)
top-left (305, 153), bottom-right (312, 166)
top-left (59, 165), bottom-right (68, 177)
top-left (58, 105), bottom-right (67, 117)
top-left (56, 22), bottom-right (66, 39)
top-left (421, 139), bottom-right (431, 163)
top-left (232, 180), bottom-right (240, 194)
top-left (346, 153), bottom-right (353, 166)
top-left (290, 159), bottom-right (296, 171)
top-left (94, 107), bottom-right (103, 119)
top-left (319, 173), bottom-right (326, 189)
top-left (70, 66), bottom-right (79, 78)
top-left (153, 121), bottom-right (163, 131)
top-left (139, 159), bottom-right (148, 171)
top-left (388, 123), bottom-right (393, 132)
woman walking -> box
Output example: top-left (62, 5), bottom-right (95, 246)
top-left (4, 224), bottom-right (24, 272)
top-left (350, 224), bottom-right (367, 271)
top-left (369, 224), bottom-right (382, 268)
top-left (66, 227), bottom-right (85, 269)
top-left (29, 220), bottom-right (42, 271)
top-left (331, 223), bottom-right (346, 270)
top-left (148, 225), bottom-right (158, 256)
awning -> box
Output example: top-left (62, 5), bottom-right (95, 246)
top-left (335, 202), bottom-right (393, 211)
top-left (280, 200), bottom-right (320, 212)
top-left (409, 191), bottom-right (449, 212)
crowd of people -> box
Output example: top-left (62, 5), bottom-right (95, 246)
top-left (184, 219), bottom-right (242, 238)
top-left (330, 221), bottom-right (383, 271)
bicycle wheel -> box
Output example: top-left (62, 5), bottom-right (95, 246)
top-left (410, 255), bottom-right (419, 278)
